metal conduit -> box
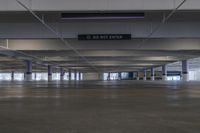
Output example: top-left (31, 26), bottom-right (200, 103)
top-left (0, 44), bottom-right (63, 70)
top-left (7, 0), bottom-right (186, 73)
top-left (138, 0), bottom-right (187, 49)
top-left (16, 0), bottom-right (100, 73)
top-left (110, 0), bottom-right (187, 73)
top-left (134, 0), bottom-right (187, 72)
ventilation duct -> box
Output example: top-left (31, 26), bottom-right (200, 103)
top-left (61, 12), bottom-right (145, 20)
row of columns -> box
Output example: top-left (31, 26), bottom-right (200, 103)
top-left (107, 60), bottom-right (189, 81)
top-left (141, 60), bottom-right (189, 81)
top-left (24, 61), bottom-right (81, 81)
top-left (22, 60), bottom-right (189, 81)
top-left (25, 60), bottom-right (32, 81)
top-left (161, 60), bottom-right (188, 81)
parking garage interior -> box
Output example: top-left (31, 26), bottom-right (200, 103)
top-left (0, 0), bottom-right (200, 133)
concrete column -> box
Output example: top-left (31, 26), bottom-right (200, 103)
top-left (98, 73), bottom-right (104, 80)
top-left (48, 65), bottom-right (52, 81)
top-left (162, 65), bottom-right (167, 81)
top-left (107, 72), bottom-right (111, 80)
top-left (25, 60), bottom-right (32, 81)
top-left (34, 73), bottom-right (37, 80)
top-left (151, 67), bottom-right (155, 81)
top-left (11, 71), bottom-right (14, 81)
top-left (74, 70), bottom-right (77, 81)
top-left (68, 69), bottom-right (72, 80)
top-left (143, 68), bottom-right (147, 80)
top-left (60, 68), bottom-right (65, 81)
top-left (79, 72), bottom-right (81, 81)
top-left (133, 72), bottom-right (137, 80)
top-left (128, 72), bottom-right (134, 80)
top-left (182, 60), bottom-right (189, 81)
top-left (137, 72), bottom-right (140, 80)
top-left (118, 72), bottom-right (121, 80)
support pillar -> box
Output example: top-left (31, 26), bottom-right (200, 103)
top-left (68, 69), bottom-right (72, 81)
top-left (11, 71), bottom-right (14, 81)
top-left (25, 60), bottom-right (32, 81)
top-left (34, 73), bottom-right (37, 80)
top-left (137, 72), bottom-right (140, 80)
top-left (182, 60), bottom-right (189, 81)
top-left (74, 70), bottom-right (77, 81)
top-left (143, 68), bottom-right (147, 81)
top-left (151, 67), bottom-right (155, 81)
top-left (98, 73), bottom-right (104, 80)
top-left (79, 72), bottom-right (81, 81)
top-left (128, 72), bottom-right (134, 80)
top-left (107, 72), bottom-right (111, 80)
top-left (162, 65), bottom-right (167, 81)
top-left (48, 65), bottom-right (52, 81)
top-left (60, 68), bottom-right (65, 81)
top-left (118, 72), bottom-right (121, 80)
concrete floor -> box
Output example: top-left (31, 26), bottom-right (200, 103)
top-left (0, 80), bottom-right (199, 133)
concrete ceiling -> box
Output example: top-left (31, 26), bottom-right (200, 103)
top-left (0, 38), bottom-right (200, 72)
top-left (0, 0), bottom-right (200, 11)
top-left (0, 7), bottom-right (200, 72)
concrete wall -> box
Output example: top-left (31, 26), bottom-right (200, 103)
top-left (189, 71), bottom-right (200, 81)
top-left (82, 73), bottom-right (102, 80)
top-left (137, 71), bottom-right (162, 79)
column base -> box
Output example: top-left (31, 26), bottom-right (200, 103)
top-left (151, 76), bottom-right (155, 81)
top-left (60, 76), bottom-right (64, 81)
top-left (137, 77), bottom-right (140, 80)
top-left (48, 76), bottom-right (52, 81)
top-left (143, 77), bottom-right (147, 81)
top-left (25, 74), bottom-right (32, 81)
top-left (182, 74), bottom-right (189, 81)
top-left (162, 75), bottom-right (167, 81)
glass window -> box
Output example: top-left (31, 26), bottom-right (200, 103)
top-left (110, 73), bottom-right (119, 80)
top-left (0, 73), bottom-right (11, 80)
top-left (121, 72), bottom-right (129, 80)
top-left (14, 73), bottom-right (24, 81)
top-left (71, 73), bottom-right (75, 80)
top-left (52, 73), bottom-right (60, 80)
top-left (103, 73), bottom-right (109, 80)
top-left (103, 73), bottom-right (119, 80)
top-left (76, 73), bottom-right (79, 80)
top-left (80, 73), bottom-right (83, 80)
top-left (64, 72), bottom-right (69, 80)
top-left (189, 71), bottom-right (200, 81)
top-left (35, 73), bottom-right (48, 81)
top-left (167, 76), bottom-right (181, 81)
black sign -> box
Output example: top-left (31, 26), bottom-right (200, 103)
top-left (78, 34), bottom-right (131, 40)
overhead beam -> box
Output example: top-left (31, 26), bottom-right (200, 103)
top-left (2, 39), bottom-right (200, 51)
top-left (1, 22), bottom-right (200, 38)
top-left (0, 0), bottom-right (198, 11)
top-left (20, 50), bottom-right (200, 57)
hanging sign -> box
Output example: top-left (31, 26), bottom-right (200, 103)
top-left (78, 34), bottom-right (131, 40)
